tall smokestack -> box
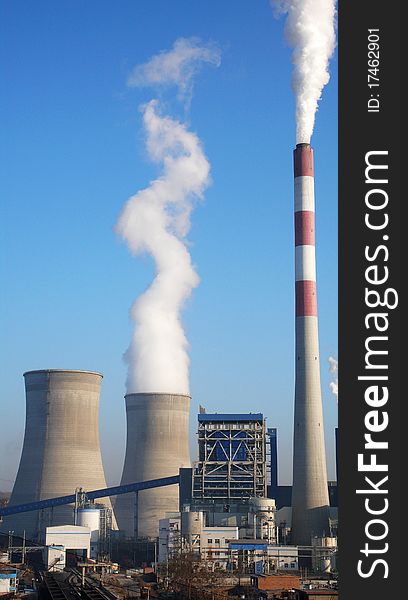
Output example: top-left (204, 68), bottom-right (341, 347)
top-left (291, 144), bottom-right (330, 545)
top-left (114, 392), bottom-right (191, 538)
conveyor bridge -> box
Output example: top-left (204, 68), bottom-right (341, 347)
top-left (0, 475), bottom-right (180, 518)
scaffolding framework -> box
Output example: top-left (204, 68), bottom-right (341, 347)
top-left (193, 414), bottom-right (267, 500)
top-left (98, 504), bottom-right (112, 559)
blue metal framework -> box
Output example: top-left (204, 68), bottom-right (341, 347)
top-left (193, 413), bottom-right (266, 500)
top-left (0, 475), bottom-right (179, 518)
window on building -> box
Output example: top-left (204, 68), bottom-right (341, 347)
top-left (207, 539), bottom-right (212, 544)
top-left (215, 539), bottom-right (220, 544)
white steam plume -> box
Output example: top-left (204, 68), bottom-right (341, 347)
top-left (271, 0), bottom-right (336, 143)
top-left (115, 100), bottom-right (211, 394)
top-left (127, 37), bottom-right (221, 103)
top-left (328, 356), bottom-right (338, 402)
top-left (116, 38), bottom-right (219, 394)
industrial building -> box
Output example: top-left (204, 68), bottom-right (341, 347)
top-left (44, 524), bottom-right (91, 569)
top-left (0, 156), bottom-right (335, 567)
top-left (0, 370), bottom-right (116, 541)
top-left (0, 568), bottom-right (17, 595)
top-left (0, 376), bottom-right (338, 574)
top-left (193, 413), bottom-right (267, 500)
top-left (158, 513), bottom-right (182, 563)
top-left (230, 538), bottom-right (335, 577)
top-left (159, 507), bottom-right (266, 569)
top-left (115, 392), bottom-right (191, 539)
top-left (158, 510), bottom-right (239, 570)
top-left (175, 413), bottom-right (278, 548)
top-left (182, 497), bottom-right (277, 543)
top-left (158, 511), bottom-right (300, 574)
top-left (291, 144), bottom-right (330, 546)
top-left (229, 540), bottom-right (299, 573)
top-left (158, 425), bottom-right (280, 569)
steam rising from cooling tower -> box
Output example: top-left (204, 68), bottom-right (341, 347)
top-left (114, 39), bottom-right (220, 538)
top-left (271, 0), bottom-right (336, 143)
top-left (115, 101), bottom-right (209, 394)
top-left (115, 38), bottom-right (220, 394)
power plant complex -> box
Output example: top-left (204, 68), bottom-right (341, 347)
top-left (0, 144), bottom-right (337, 590)
top-left (0, 0), bottom-right (341, 594)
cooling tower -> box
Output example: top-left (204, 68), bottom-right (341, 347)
top-left (115, 393), bottom-right (191, 539)
top-left (291, 144), bottom-right (330, 546)
top-left (2, 370), bottom-right (115, 540)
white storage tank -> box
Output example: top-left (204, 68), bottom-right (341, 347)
top-left (77, 508), bottom-right (100, 558)
top-left (181, 511), bottom-right (203, 536)
top-left (312, 536), bottom-right (337, 573)
top-left (249, 497), bottom-right (276, 543)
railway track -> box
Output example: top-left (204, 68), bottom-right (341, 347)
top-left (42, 572), bottom-right (79, 600)
top-left (83, 577), bottom-right (116, 600)
top-left (42, 570), bottom-right (116, 600)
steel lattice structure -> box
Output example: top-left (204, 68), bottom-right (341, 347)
top-left (193, 414), bottom-right (267, 500)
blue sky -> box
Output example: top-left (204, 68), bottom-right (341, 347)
top-left (0, 0), bottom-right (337, 490)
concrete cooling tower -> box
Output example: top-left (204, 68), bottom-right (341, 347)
top-left (1, 370), bottom-right (115, 540)
top-left (291, 144), bottom-right (330, 546)
top-left (115, 393), bottom-right (191, 539)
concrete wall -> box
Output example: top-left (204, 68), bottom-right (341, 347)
top-left (1, 370), bottom-right (115, 540)
top-left (115, 393), bottom-right (191, 539)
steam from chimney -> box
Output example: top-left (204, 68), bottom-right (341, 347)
top-left (271, 0), bottom-right (336, 143)
top-left (328, 356), bottom-right (338, 402)
top-left (115, 39), bottom-right (219, 394)
top-left (127, 37), bottom-right (221, 105)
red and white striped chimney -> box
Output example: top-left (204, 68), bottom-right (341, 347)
top-left (291, 143), bottom-right (330, 546)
